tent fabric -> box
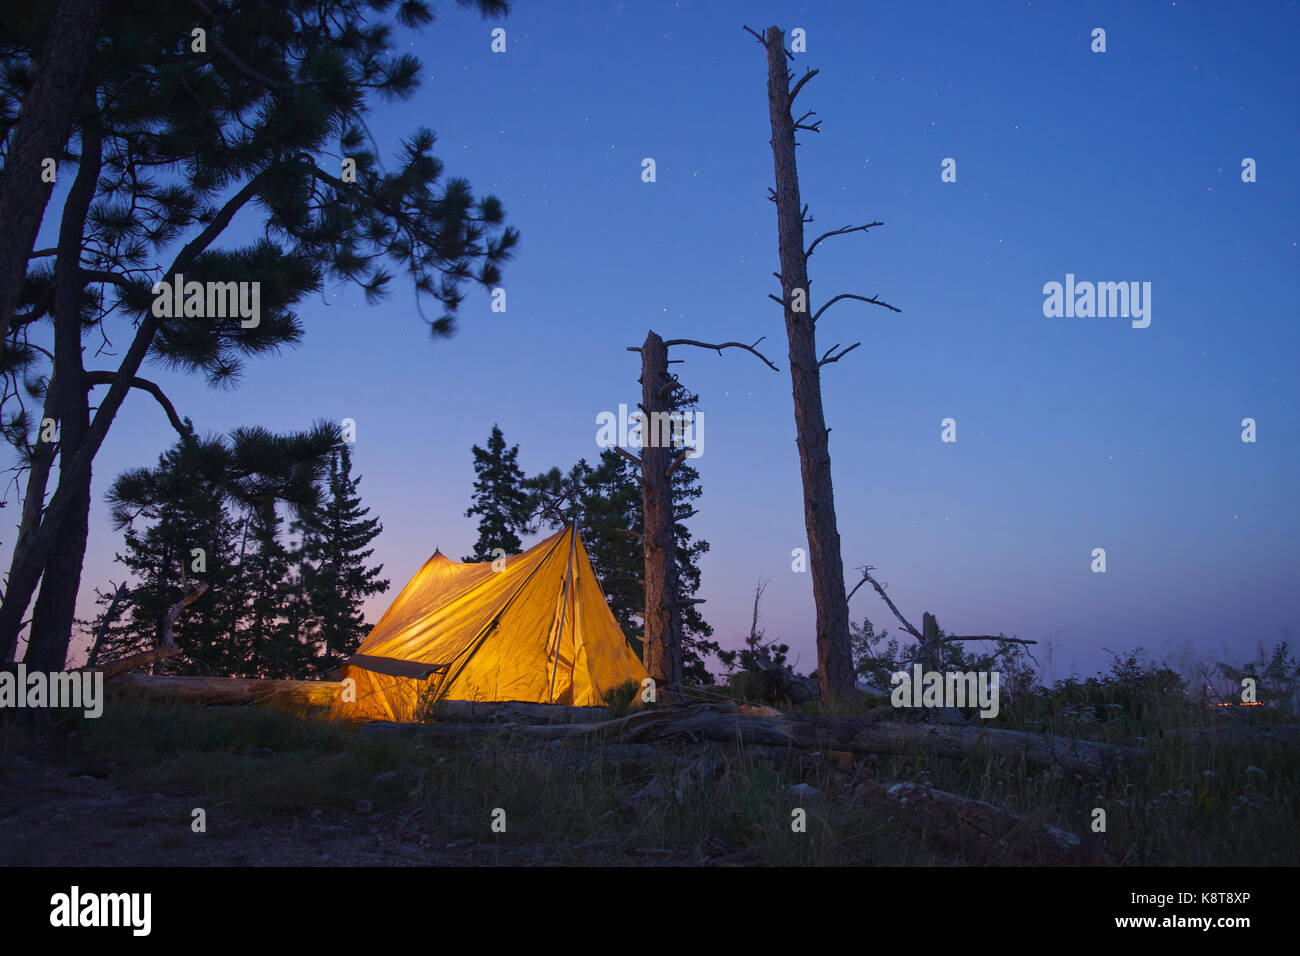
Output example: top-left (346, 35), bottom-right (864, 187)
top-left (332, 526), bottom-right (647, 721)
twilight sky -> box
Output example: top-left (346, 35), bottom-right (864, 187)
top-left (14, 0), bottom-right (1299, 680)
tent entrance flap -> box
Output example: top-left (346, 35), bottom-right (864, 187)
top-left (347, 655), bottom-right (448, 680)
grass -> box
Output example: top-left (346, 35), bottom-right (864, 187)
top-left (2, 667), bottom-right (1295, 865)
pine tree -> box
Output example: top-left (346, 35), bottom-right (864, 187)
top-left (297, 445), bottom-right (389, 672)
top-left (239, 501), bottom-right (299, 678)
top-left (0, 0), bottom-right (518, 667)
top-left (669, 443), bottom-right (720, 684)
top-left (525, 450), bottom-right (644, 642)
top-left (107, 422), bottom-right (340, 677)
top-left (463, 424), bottom-right (531, 562)
top-left (105, 434), bottom-right (244, 673)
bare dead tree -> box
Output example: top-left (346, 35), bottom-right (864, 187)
top-left (84, 580), bottom-right (128, 667)
top-left (744, 24), bottom-right (900, 703)
top-left (622, 331), bottom-right (777, 696)
top-left (848, 564), bottom-right (1038, 670)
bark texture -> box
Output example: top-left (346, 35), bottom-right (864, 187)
top-left (17, 124), bottom-right (101, 668)
top-left (637, 331), bottom-right (683, 692)
top-left (760, 26), bottom-right (854, 702)
top-left (0, 0), bottom-right (106, 342)
top-left (0, 170), bottom-right (268, 662)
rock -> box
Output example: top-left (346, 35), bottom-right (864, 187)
top-left (355, 800), bottom-right (372, 815)
top-left (926, 707), bottom-right (967, 726)
top-left (785, 782), bottom-right (821, 799)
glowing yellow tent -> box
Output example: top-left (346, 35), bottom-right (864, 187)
top-left (333, 525), bottom-right (647, 721)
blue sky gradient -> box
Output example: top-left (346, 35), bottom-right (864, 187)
top-left (15, 0), bottom-right (1298, 680)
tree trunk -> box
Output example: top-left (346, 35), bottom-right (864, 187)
top-left (17, 123), bottom-right (100, 670)
top-left (0, 387), bottom-right (60, 662)
top-left (85, 581), bottom-right (128, 667)
top-left (920, 611), bottom-right (940, 668)
top-left (25, 487), bottom-right (90, 669)
top-left (0, 173), bottom-right (268, 662)
top-left (760, 27), bottom-right (854, 702)
top-left (638, 331), bottom-right (683, 692)
top-left (0, 0), bottom-right (106, 342)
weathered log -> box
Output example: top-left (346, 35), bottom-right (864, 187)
top-left (161, 584), bottom-right (208, 648)
top-left (855, 779), bottom-right (1118, 866)
top-left (110, 675), bottom-right (342, 707)
top-left (85, 583), bottom-right (208, 679)
top-left (362, 702), bottom-right (1142, 776)
top-left (91, 645), bottom-right (183, 680)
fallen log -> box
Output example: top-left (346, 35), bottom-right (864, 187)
top-left (80, 584), bottom-right (209, 679)
top-left (362, 702), bottom-right (1142, 776)
top-left (855, 780), bottom-right (1118, 866)
top-left (89, 645), bottom-right (184, 680)
top-left (110, 675), bottom-right (342, 707)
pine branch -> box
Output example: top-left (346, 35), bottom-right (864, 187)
top-left (806, 222), bottom-right (883, 259)
top-left (661, 337), bottom-right (780, 371)
top-left (664, 448), bottom-right (696, 479)
top-left (812, 292), bottom-right (901, 323)
top-left (790, 68), bottom-right (819, 102)
top-left (817, 342), bottom-right (860, 367)
top-left (84, 371), bottom-right (189, 436)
